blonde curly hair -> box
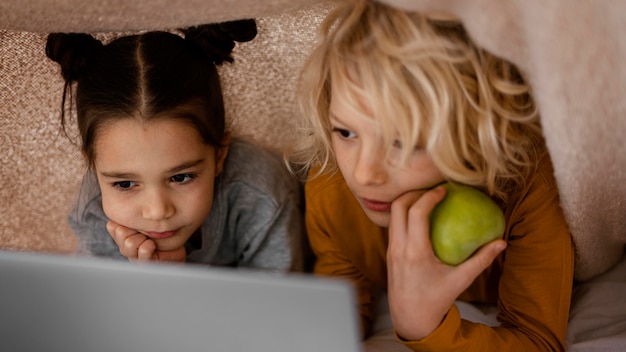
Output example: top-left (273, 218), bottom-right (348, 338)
top-left (288, 0), bottom-right (544, 201)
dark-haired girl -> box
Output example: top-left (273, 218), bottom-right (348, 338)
top-left (47, 20), bottom-right (304, 271)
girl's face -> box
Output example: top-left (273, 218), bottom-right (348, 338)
top-left (93, 118), bottom-right (229, 251)
top-left (329, 89), bottom-right (445, 228)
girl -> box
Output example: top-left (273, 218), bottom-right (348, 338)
top-left (47, 20), bottom-right (304, 272)
top-left (288, 0), bottom-right (573, 350)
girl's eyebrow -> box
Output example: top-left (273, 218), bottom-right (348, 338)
top-left (98, 171), bottom-right (137, 179)
top-left (99, 159), bottom-right (205, 179)
top-left (166, 159), bottom-right (205, 174)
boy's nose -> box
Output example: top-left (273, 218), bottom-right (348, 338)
top-left (352, 148), bottom-right (388, 186)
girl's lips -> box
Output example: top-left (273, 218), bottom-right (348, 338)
top-left (145, 230), bottom-right (177, 239)
top-left (360, 198), bottom-right (392, 212)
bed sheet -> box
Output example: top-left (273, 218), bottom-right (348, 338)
top-left (362, 253), bottom-right (626, 351)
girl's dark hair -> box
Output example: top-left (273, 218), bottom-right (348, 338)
top-left (45, 19), bottom-right (257, 167)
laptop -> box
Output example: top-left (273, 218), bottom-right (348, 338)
top-left (0, 250), bottom-right (361, 352)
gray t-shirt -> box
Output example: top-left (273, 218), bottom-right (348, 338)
top-left (68, 138), bottom-right (304, 272)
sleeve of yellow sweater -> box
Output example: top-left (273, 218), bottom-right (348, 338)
top-left (304, 171), bottom-right (384, 338)
top-left (401, 155), bottom-right (574, 351)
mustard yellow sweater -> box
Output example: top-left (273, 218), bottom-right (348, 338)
top-left (305, 154), bottom-right (574, 351)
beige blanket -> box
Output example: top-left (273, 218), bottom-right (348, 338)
top-left (376, 0), bottom-right (626, 281)
top-left (1, 0), bottom-right (624, 281)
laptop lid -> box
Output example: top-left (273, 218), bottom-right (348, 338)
top-left (0, 250), bottom-right (361, 352)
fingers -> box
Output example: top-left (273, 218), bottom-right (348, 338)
top-left (137, 240), bottom-right (157, 261)
top-left (385, 185), bottom-right (506, 341)
top-left (106, 221), bottom-right (155, 261)
top-left (444, 239), bottom-right (507, 292)
top-left (453, 239), bottom-right (507, 290)
top-left (386, 187), bottom-right (461, 341)
top-left (153, 246), bottom-right (187, 263)
top-left (389, 190), bottom-right (423, 236)
top-left (389, 186), bottom-right (447, 254)
top-left (105, 221), bottom-right (186, 263)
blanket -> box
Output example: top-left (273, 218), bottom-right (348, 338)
top-left (377, 0), bottom-right (626, 281)
top-left (0, 0), bottom-right (623, 283)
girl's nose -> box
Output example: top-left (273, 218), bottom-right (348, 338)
top-left (142, 188), bottom-right (175, 221)
top-left (352, 147), bottom-right (388, 186)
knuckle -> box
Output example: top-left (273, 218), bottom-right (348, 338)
top-left (123, 235), bottom-right (140, 250)
top-left (406, 203), bottom-right (423, 216)
top-left (407, 202), bottom-right (428, 222)
top-left (387, 244), bottom-right (401, 261)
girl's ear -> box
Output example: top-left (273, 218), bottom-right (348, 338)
top-left (215, 132), bottom-right (232, 176)
top-left (81, 150), bottom-right (91, 166)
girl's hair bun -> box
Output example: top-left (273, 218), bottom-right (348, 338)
top-left (183, 19), bottom-right (257, 65)
top-left (214, 19), bottom-right (257, 43)
top-left (45, 33), bottom-right (104, 82)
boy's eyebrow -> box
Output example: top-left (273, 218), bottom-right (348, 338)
top-left (328, 111), bottom-right (342, 123)
top-left (99, 159), bottom-right (205, 179)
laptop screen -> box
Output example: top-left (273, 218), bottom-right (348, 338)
top-left (0, 250), bottom-right (361, 352)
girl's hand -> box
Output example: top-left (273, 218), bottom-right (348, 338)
top-left (106, 221), bottom-right (186, 263)
top-left (387, 186), bottom-right (506, 341)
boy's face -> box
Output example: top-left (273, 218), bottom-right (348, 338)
top-left (328, 89), bottom-right (445, 228)
top-left (93, 118), bottom-right (229, 252)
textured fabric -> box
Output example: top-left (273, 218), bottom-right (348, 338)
top-left (0, 0), bottom-right (623, 284)
top-left (0, 31), bottom-right (82, 253)
top-left (376, 0), bottom-right (626, 282)
top-left (566, 254), bottom-right (626, 350)
top-left (361, 258), bottom-right (626, 352)
top-left (0, 0), bottom-right (326, 33)
top-left (68, 138), bottom-right (304, 271)
top-left (305, 153), bottom-right (574, 350)
top-left (0, 1), bottom-right (335, 255)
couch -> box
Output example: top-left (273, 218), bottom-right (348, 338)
top-left (1, 0), bottom-right (625, 350)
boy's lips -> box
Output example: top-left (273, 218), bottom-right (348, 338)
top-left (145, 230), bottom-right (177, 239)
top-left (360, 198), bottom-right (392, 212)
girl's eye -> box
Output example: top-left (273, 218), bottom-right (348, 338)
top-left (332, 128), bottom-right (356, 139)
top-left (113, 180), bottom-right (135, 191)
top-left (171, 173), bottom-right (196, 184)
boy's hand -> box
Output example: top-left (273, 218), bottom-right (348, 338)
top-left (386, 186), bottom-right (506, 341)
top-left (106, 221), bottom-right (186, 263)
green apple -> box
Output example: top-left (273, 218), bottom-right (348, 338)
top-left (429, 182), bottom-right (505, 265)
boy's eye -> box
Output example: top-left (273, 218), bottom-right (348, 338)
top-left (113, 180), bottom-right (135, 190)
top-left (171, 173), bottom-right (196, 184)
top-left (332, 128), bottom-right (356, 139)
top-left (392, 139), bottom-right (423, 151)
